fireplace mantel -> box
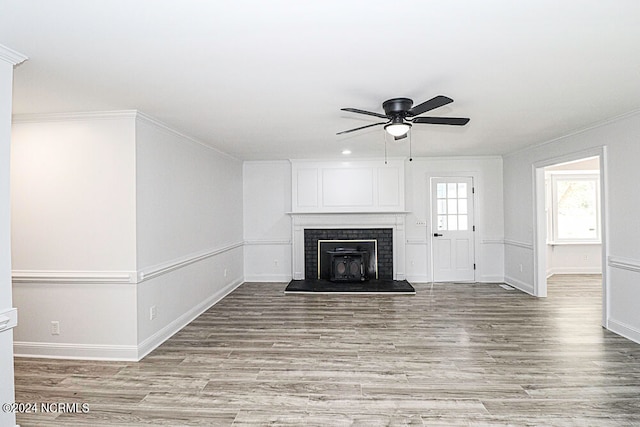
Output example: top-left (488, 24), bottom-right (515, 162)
top-left (289, 212), bottom-right (406, 280)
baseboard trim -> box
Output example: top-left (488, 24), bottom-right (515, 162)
top-left (243, 274), bottom-right (291, 283)
top-left (608, 318), bottom-right (640, 345)
top-left (404, 275), bottom-right (430, 283)
top-left (504, 275), bottom-right (534, 295)
top-left (14, 342), bottom-right (138, 361)
top-left (547, 268), bottom-right (603, 275)
top-left (136, 277), bottom-right (244, 360)
top-left (478, 275), bottom-right (505, 283)
top-left (14, 277), bottom-right (245, 361)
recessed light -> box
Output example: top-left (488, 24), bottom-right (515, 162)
top-left (342, 149), bottom-right (351, 155)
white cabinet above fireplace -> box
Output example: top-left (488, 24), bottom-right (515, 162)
top-left (290, 159), bottom-right (405, 213)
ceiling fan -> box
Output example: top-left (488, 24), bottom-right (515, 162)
top-left (337, 96), bottom-right (470, 140)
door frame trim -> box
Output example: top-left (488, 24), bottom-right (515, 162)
top-left (532, 146), bottom-right (608, 327)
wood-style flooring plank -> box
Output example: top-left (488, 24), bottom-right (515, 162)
top-left (13, 274), bottom-right (640, 426)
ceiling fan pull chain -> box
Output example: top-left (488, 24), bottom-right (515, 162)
top-left (383, 131), bottom-right (388, 164)
top-left (409, 132), bottom-right (413, 162)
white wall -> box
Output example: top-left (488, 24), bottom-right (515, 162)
top-left (503, 110), bottom-right (640, 343)
top-left (11, 116), bottom-right (137, 271)
top-left (404, 157), bottom-right (504, 283)
top-left (1, 44), bottom-right (26, 427)
top-left (10, 113), bottom-right (139, 360)
top-left (135, 115), bottom-right (244, 354)
top-left (10, 112), bottom-right (245, 360)
top-left (547, 244), bottom-right (602, 275)
top-left (243, 157), bottom-right (504, 284)
top-left (243, 161), bottom-right (292, 282)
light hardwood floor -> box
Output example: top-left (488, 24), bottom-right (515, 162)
top-left (13, 275), bottom-right (640, 426)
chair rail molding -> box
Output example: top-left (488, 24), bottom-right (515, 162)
top-left (139, 241), bottom-right (244, 283)
top-left (12, 270), bottom-right (137, 284)
top-left (504, 239), bottom-right (533, 250)
top-left (608, 256), bottom-right (640, 273)
top-left (12, 241), bottom-right (245, 285)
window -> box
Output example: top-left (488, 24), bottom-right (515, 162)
top-left (436, 182), bottom-right (469, 231)
top-left (549, 173), bottom-right (600, 243)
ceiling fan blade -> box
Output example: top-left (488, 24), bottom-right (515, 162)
top-left (341, 108), bottom-right (388, 119)
top-left (407, 95), bottom-right (453, 117)
top-left (336, 122), bottom-right (386, 135)
top-left (412, 116), bottom-right (470, 126)
top-left (394, 134), bottom-right (408, 141)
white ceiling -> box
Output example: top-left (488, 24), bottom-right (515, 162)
top-left (2, 1), bottom-right (640, 160)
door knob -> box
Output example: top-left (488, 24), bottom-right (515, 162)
top-left (433, 233), bottom-right (443, 237)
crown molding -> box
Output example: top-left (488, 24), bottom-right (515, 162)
top-left (135, 111), bottom-right (240, 162)
top-left (11, 109), bottom-right (240, 161)
top-left (12, 110), bottom-right (138, 124)
top-left (503, 107), bottom-right (640, 159)
top-left (289, 157), bottom-right (406, 163)
top-left (407, 155), bottom-right (503, 162)
top-left (0, 44), bottom-right (28, 65)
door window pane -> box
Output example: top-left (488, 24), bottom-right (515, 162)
top-left (448, 215), bottom-right (458, 230)
top-left (458, 215), bottom-right (468, 230)
top-left (437, 183), bottom-right (447, 199)
top-left (458, 183), bottom-right (467, 198)
top-left (447, 183), bottom-right (457, 198)
top-left (458, 199), bottom-right (467, 214)
top-left (437, 199), bottom-right (447, 214)
top-left (437, 215), bottom-right (447, 230)
top-left (447, 199), bottom-right (458, 214)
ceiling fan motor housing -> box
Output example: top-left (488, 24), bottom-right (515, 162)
top-left (382, 98), bottom-right (413, 117)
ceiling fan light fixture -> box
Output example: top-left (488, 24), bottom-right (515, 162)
top-left (384, 122), bottom-right (411, 137)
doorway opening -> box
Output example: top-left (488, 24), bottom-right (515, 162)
top-left (533, 148), bottom-right (607, 327)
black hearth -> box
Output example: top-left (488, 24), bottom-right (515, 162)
top-left (286, 224), bottom-right (414, 294)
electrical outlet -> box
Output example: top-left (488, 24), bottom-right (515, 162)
top-left (274, 260), bottom-right (279, 266)
top-left (224, 268), bottom-right (228, 277)
top-left (150, 306), bottom-right (157, 320)
top-left (51, 321), bottom-right (60, 335)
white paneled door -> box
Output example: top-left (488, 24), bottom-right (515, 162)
top-left (431, 177), bottom-right (475, 282)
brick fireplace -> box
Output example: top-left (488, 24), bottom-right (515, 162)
top-left (305, 228), bottom-right (392, 280)
top-left (289, 213), bottom-right (406, 281)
